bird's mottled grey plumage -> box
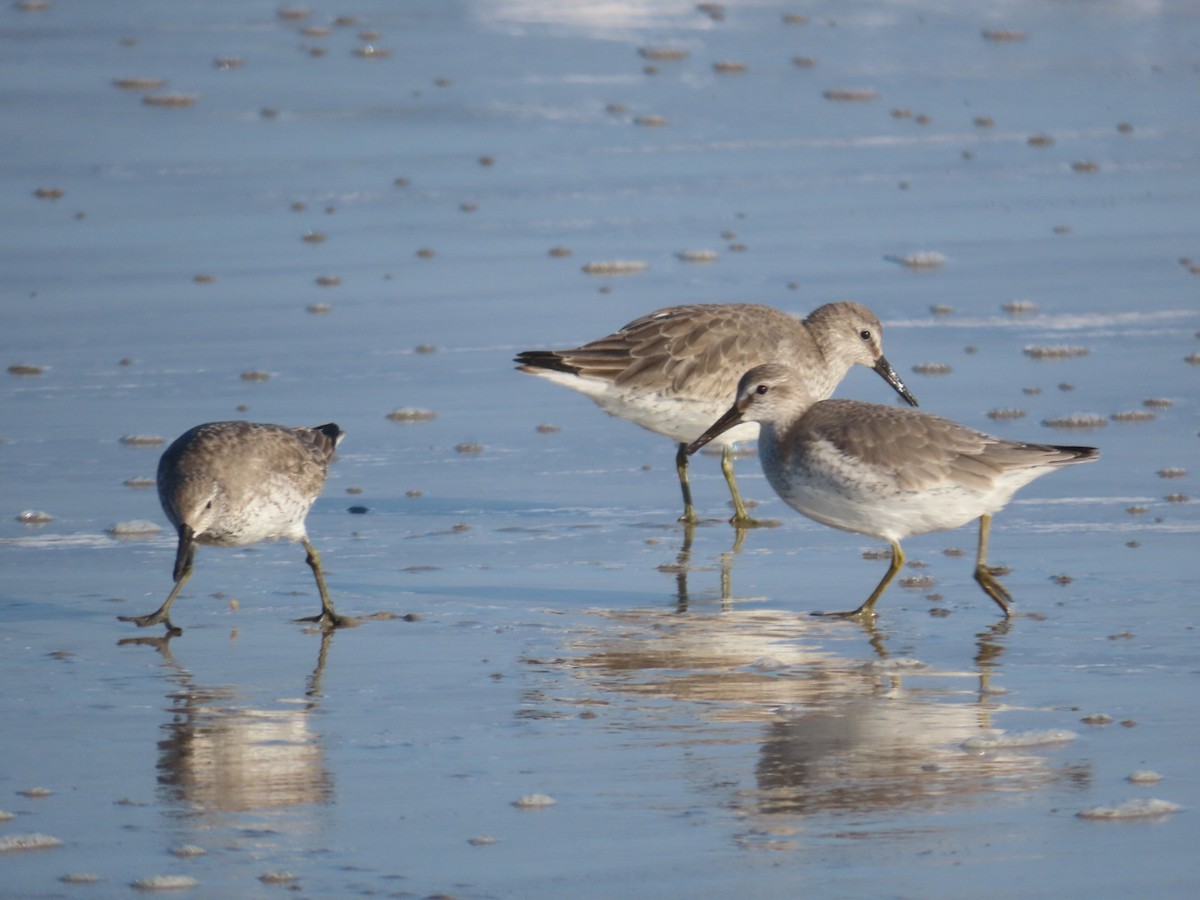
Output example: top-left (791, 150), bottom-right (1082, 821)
top-left (120, 421), bottom-right (352, 634)
top-left (516, 302), bottom-right (917, 526)
top-left (689, 364), bottom-right (1098, 617)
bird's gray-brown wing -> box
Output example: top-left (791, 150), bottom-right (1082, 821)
top-left (792, 400), bottom-right (1094, 493)
top-left (518, 304), bottom-right (812, 399)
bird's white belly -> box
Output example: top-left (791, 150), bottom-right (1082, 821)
top-left (763, 442), bottom-right (990, 541)
top-left (198, 477), bottom-right (314, 546)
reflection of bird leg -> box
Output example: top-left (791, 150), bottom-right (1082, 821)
top-left (118, 526), bottom-right (193, 634)
top-left (974, 619), bottom-right (1012, 727)
top-left (672, 522), bottom-right (696, 613)
top-left (117, 633), bottom-right (179, 659)
top-left (717, 527), bottom-right (746, 611)
top-left (294, 539), bottom-right (358, 629)
top-left (306, 628), bottom-right (334, 701)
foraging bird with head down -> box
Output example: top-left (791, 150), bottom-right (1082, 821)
top-left (119, 421), bottom-right (353, 634)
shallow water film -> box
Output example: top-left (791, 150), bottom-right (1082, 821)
top-left (2, 1), bottom-right (1199, 897)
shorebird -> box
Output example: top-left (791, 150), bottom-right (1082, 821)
top-left (515, 301), bottom-right (918, 526)
top-left (119, 421), bottom-right (352, 634)
top-left (688, 363), bottom-right (1098, 617)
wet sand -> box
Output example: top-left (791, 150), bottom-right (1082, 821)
top-left (2, 1), bottom-right (1198, 897)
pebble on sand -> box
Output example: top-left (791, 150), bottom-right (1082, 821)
top-left (386, 408), bottom-right (436, 423)
top-left (1077, 799), bottom-right (1181, 821)
top-left (962, 730), bottom-right (1077, 750)
top-left (581, 260), bottom-right (648, 275)
top-left (513, 793), bottom-right (557, 809)
top-left (131, 875), bottom-right (199, 891)
top-left (0, 833), bottom-right (63, 853)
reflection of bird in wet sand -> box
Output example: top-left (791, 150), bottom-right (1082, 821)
top-left (119, 421), bottom-right (353, 634)
top-left (121, 630), bottom-right (335, 816)
top-left (689, 364), bottom-right (1098, 618)
top-left (515, 302), bottom-right (917, 527)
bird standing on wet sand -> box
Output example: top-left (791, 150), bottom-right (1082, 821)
top-left (688, 364), bottom-right (1099, 617)
top-left (119, 421), bottom-right (353, 634)
top-left (515, 302), bottom-right (918, 527)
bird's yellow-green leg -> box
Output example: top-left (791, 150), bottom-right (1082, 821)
top-left (723, 446), bottom-right (765, 529)
top-left (295, 539), bottom-right (357, 628)
top-left (119, 525), bottom-right (193, 634)
top-left (675, 442), bottom-right (700, 525)
top-left (972, 514), bottom-right (1013, 616)
top-left (813, 539), bottom-right (904, 619)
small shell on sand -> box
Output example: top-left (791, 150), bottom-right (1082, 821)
top-left (1027, 133), bottom-right (1054, 147)
top-left (1042, 413), bottom-right (1107, 430)
top-left (581, 260), bottom-right (648, 275)
top-left (887, 251), bottom-right (945, 270)
top-left (120, 434), bottom-right (166, 446)
top-left (676, 250), bottom-right (718, 263)
top-left (193, 274), bottom-right (215, 284)
top-left (638, 47), bottom-right (688, 61)
top-left (353, 46), bottom-right (391, 58)
top-left (239, 370), bottom-right (270, 381)
top-left (306, 303), bottom-right (332, 314)
top-left (912, 362), bottom-right (952, 376)
top-left (1071, 160), bottom-right (1100, 173)
top-left (8, 363), bottom-right (45, 375)
top-left (982, 29), bottom-right (1028, 41)
top-left (131, 875), bottom-right (199, 891)
top-left (1128, 770), bottom-right (1164, 784)
top-left (1024, 345), bottom-right (1088, 359)
top-left (962, 729), bottom-right (1077, 750)
top-left (1110, 410), bottom-right (1155, 423)
top-left (60, 874), bottom-right (102, 884)
top-left (1157, 468), bottom-right (1187, 478)
top-left (314, 275), bottom-right (341, 286)
top-left (33, 187), bottom-right (64, 200)
top-left (633, 115), bottom-right (666, 127)
top-left (468, 835), bottom-right (499, 846)
top-left (259, 872), bottom-right (298, 884)
top-left (792, 56), bottom-right (817, 69)
top-left (0, 833), bottom-right (62, 853)
top-left (513, 793), bottom-right (557, 809)
top-left (548, 246), bottom-right (572, 257)
top-left (823, 87), bottom-right (878, 102)
top-left (455, 442), bottom-right (483, 454)
top-left (987, 408), bottom-right (1026, 420)
top-left (386, 408), bottom-right (436, 423)
top-left (113, 77), bottom-right (167, 90)
top-left (1077, 799), bottom-right (1181, 821)
top-left (1002, 299), bottom-right (1038, 315)
top-left (142, 94), bottom-right (197, 108)
top-left (106, 520), bottom-right (162, 538)
top-left (169, 845), bottom-right (206, 858)
top-left (712, 61), bottom-right (747, 74)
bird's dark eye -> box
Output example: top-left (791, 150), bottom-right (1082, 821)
top-left (859, 329), bottom-right (873, 342)
top-left (755, 384), bottom-right (769, 395)
top-left (205, 501), bottom-right (213, 510)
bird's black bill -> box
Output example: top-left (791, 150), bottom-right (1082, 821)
top-left (873, 356), bottom-right (918, 407)
top-left (687, 406), bottom-right (744, 456)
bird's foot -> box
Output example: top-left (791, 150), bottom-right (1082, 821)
top-left (295, 610), bottom-right (359, 629)
top-left (729, 515), bottom-right (779, 529)
top-left (973, 565), bottom-right (1014, 616)
top-left (117, 612), bottom-right (182, 636)
top-left (810, 607), bottom-right (877, 620)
